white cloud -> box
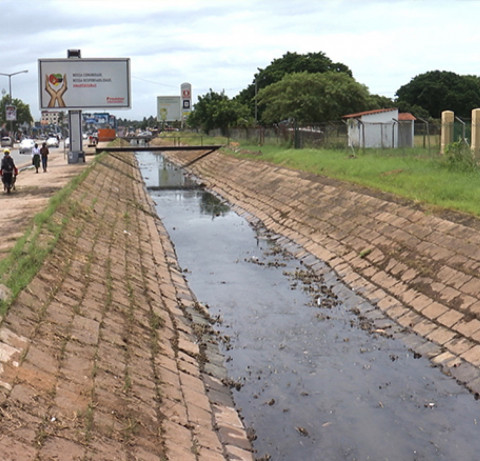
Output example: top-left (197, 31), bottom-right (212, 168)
top-left (1, 0), bottom-right (480, 120)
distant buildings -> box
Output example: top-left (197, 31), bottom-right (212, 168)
top-left (40, 110), bottom-right (61, 126)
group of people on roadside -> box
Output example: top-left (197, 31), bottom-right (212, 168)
top-left (0, 142), bottom-right (49, 191)
top-left (32, 142), bottom-right (49, 173)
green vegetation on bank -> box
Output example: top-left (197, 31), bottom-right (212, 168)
top-left (0, 157), bottom-right (98, 316)
top-left (173, 134), bottom-right (480, 217)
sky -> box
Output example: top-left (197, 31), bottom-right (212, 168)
top-left (2, 0), bottom-right (480, 121)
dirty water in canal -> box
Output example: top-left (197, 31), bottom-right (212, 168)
top-left (137, 151), bottom-right (480, 461)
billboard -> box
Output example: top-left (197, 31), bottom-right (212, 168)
top-left (5, 105), bottom-right (16, 121)
top-left (157, 96), bottom-right (181, 122)
top-left (82, 112), bottom-right (116, 128)
top-left (181, 82), bottom-right (192, 111)
top-left (38, 58), bottom-right (131, 110)
top-left (180, 82), bottom-right (192, 122)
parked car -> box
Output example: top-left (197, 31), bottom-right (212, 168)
top-left (46, 136), bottom-right (59, 148)
top-left (19, 138), bottom-right (35, 155)
top-left (1, 136), bottom-right (13, 147)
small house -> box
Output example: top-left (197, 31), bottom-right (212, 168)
top-left (343, 108), bottom-right (416, 149)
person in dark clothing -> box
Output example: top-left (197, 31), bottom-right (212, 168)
top-left (0, 149), bottom-right (18, 192)
top-left (40, 142), bottom-right (49, 172)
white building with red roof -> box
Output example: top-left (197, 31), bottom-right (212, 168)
top-left (343, 108), bottom-right (416, 149)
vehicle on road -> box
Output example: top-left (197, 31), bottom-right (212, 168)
top-left (1, 136), bottom-right (13, 147)
top-left (46, 136), bottom-right (59, 148)
top-left (19, 138), bottom-right (35, 155)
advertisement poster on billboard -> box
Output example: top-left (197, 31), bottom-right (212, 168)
top-left (5, 105), bottom-right (16, 121)
top-left (157, 96), bottom-right (181, 122)
top-left (38, 58), bottom-right (131, 110)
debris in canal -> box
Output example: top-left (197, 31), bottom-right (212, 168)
top-left (140, 151), bottom-right (480, 461)
top-left (295, 426), bottom-right (309, 437)
top-left (222, 377), bottom-right (243, 391)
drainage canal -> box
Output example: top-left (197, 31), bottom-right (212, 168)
top-left (138, 151), bottom-right (480, 461)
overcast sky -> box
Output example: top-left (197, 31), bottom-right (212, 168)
top-left (3, 0), bottom-right (480, 121)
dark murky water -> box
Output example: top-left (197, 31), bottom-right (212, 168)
top-left (138, 151), bottom-right (480, 461)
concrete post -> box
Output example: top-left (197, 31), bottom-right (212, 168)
top-left (471, 108), bottom-right (480, 161)
top-left (440, 110), bottom-right (454, 155)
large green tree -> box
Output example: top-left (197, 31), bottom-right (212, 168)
top-left (257, 71), bottom-right (371, 124)
top-left (235, 51), bottom-right (353, 119)
top-left (0, 95), bottom-right (33, 135)
top-left (395, 70), bottom-right (480, 119)
top-left (188, 89), bottom-right (252, 134)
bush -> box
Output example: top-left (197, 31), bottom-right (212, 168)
top-left (444, 140), bottom-right (477, 172)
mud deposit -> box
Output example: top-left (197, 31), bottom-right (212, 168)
top-left (138, 152), bottom-right (480, 461)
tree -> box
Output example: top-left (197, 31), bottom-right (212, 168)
top-left (395, 71), bottom-right (480, 119)
top-left (257, 72), bottom-right (371, 124)
top-left (188, 89), bottom-right (252, 134)
top-left (0, 95), bottom-right (33, 135)
top-left (367, 94), bottom-right (395, 110)
top-left (235, 51), bottom-right (353, 119)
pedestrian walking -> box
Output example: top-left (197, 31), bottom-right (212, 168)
top-left (40, 142), bottom-right (49, 172)
top-left (32, 143), bottom-right (41, 173)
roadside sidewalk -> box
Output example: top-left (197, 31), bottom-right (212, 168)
top-left (0, 151), bottom-right (253, 460)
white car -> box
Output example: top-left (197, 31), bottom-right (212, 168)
top-left (19, 138), bottom-right (35, 155)
top-left (46, 136), bottom-right (59, 148)
top-left (1, 136), bottom-right (13, 147)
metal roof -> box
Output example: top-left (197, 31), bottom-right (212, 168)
top-left (342, 108), bottom-right (397, 119)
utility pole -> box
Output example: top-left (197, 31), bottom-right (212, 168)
top-left (0, 69), bottom-right (28, 136)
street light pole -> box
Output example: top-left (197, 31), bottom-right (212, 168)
top-left (0, 70), bottom-right (28, 136)
top-left (0, 69), bottom-right (28, 100)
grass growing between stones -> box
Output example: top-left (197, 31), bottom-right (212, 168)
top-left (0, 156), bottom-right (101, 316)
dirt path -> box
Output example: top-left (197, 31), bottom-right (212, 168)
top-left (0, 151), bottom-right (253, 460)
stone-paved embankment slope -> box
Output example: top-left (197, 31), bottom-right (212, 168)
top-left (163, 147), bottom-right (480, 396)
top-left (0, 152), bottom-right (253, 461)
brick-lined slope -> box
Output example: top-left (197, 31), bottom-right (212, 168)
top-left (163, 148), bottom-right (480, 396)
top-left (0, 152), bottom-right (253, 461)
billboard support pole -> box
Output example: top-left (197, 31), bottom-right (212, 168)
top-left (67, 110), bottom-right (84, 163)
top-left (67, 49), bottom-right (84, 163)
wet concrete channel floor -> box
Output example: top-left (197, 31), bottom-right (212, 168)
top-left (139, 151), bottom-right (480, 461)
